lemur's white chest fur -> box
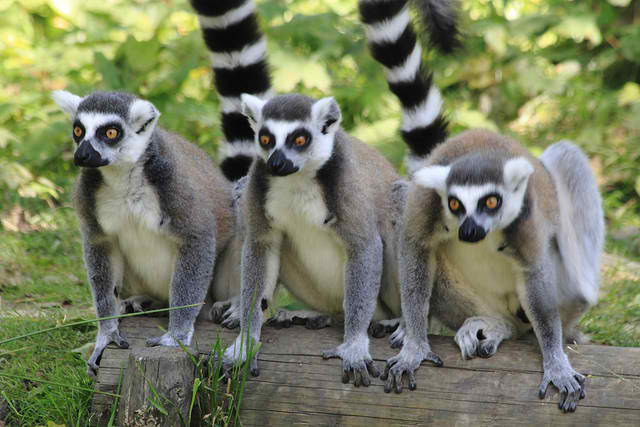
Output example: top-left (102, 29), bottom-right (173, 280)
top-left (440, 231), bottom-right (523, 317)
top-left (265, 174), bottom-right (346, 312)
top-left (95, 166), bottom-right (176, 302)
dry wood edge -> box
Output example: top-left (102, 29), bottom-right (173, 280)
top-left (91, 317), bottom-right (640, 425)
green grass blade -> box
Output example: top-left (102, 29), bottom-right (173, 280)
top-left (0, 303), bottom-right (203, 346)
top-left (0, 373), bottom-right (120, 398)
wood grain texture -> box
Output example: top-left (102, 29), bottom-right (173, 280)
top-left (90, 316), bottom-right (640, 426)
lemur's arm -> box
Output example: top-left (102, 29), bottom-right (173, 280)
top-left (147, 232), bottom-right (217, 347)
top-left (519, 260), bottom-right (586, 413)
top-left (223, 229), bottom-right (282, 376)
top-left (381, 234), bottom-right (442, 393)
top-left (322, 233), bottom-right (383, 386)
top-left (84, 236), bottom-right (128, 378)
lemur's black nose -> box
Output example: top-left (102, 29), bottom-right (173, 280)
top-left (267, 149), bottom-right (298, 176)
top-left (459, 216), bottom-right (486, 243)
top-left (74, 141), bottom-right (108, 167)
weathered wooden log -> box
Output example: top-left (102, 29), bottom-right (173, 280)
top-left (116, 346), bottom-right (196, 426)
top-left (92, 315), bottom-right (640, 426)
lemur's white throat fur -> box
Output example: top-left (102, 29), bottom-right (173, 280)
top-left (52, 90), bottom-right (245, 379)
top-left (362, 0), bottom-right (605, 413)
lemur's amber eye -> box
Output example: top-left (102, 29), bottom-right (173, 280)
top-left (73, 126), bottom-right (83, 137)
top-left (106, 128), bottom-right (118, 139)
top-left (260, 135), bottom-right (270, 145)
top-left (295, 135), bottom-right (307, 146)
top-left (449, 198), bottom-right (460, 212)
top-left (486, 196), bottom-right (498, 209)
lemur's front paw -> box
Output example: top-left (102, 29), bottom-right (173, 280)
top-left (146, 330), bottom-right (193, 347)
top-left (87, 329), bottom-right (129, 379)
top-left (380, 341), bottom-right (442, 393)
top-left (322, 337), bottom-right (379, 387)
top-left (119, 295), bottom-right (154, 314)
top-left (209, 300), bottom-right (240, 329)
top-left (454, 317), bottom-right (507, 360)
top-left (539, 362), bottom-right (586, 413)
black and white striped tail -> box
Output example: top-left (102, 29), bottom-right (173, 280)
top-left (190, 0), bottom-right (273, 181)
top-left (359, 0), bottom-right (455, 172)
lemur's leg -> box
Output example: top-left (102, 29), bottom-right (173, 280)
top-left (147, 233), bottom-right (215, 347)
top-left (222, 232), bottom-right (282, 376)
top-left (85, 240), bottom-right (128, 379)
top-left (266, 309), bottom-right (333, 329)
top-left (322, 236), bottom-right (384, 387)
top-left (519, 261), bottom-right (586, 413)
top-left (381, 240), bottom-right (442, 394)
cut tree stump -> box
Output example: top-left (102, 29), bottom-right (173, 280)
top-left (91, 316), bottom-right (640, 426)
top-left (116, 347), bottom-right (196, 426)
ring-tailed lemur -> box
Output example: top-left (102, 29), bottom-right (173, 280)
top-left (226, 92), bottom-right (404, 387)
top-left (363, 0), bottom-right (605, 413)
top-left (52, 91), bottom-right (244, 378)
top-left (190, 0), bottom-right (273, 182)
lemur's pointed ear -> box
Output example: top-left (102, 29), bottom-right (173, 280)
top-left (311, 97), bottom-right (341, 135)
top-left (503, 157), bottom-right (534, 192)
top-left (241, 94), bottom-right (266, 131)
top-left (413, 165), bottom-right (450, 192)
top-left (129, 99), bottom-right (160, 135)
top-left (51, 91), bottom-right (82, 118)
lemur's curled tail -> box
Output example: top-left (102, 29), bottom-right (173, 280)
top-left (359, 0), bottom-right (458, 173)
top-left (190, 0), bottom-right (272, 181)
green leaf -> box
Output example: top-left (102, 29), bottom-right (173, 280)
top-left (122, 36), bottom-right (161, 74)
top-left (94, 52), bottom-right (122, 89)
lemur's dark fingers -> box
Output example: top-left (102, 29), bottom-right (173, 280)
top-left (380, 362), bottom-right (391, 381)
top-left (366, 359), bottom-right (380, 378)
top-left (393, 370), bottom-right (404, 394)
top-left (249, 356), bottom-right (260, 377)
top-left (538, 380), bottom-right (550, 399)
top-left (408, 371), bottom-right (417, 390)
top-left (383, 372), bottom-right (394, 393)
top-left (322, 348), bottom-right (339, 360)
top-left (425, 351), bottom-right (443, 367)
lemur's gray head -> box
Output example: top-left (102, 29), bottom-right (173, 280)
top-left (414, 153), bottom-right (534, 243)
top-left (52, 90), bottom-right (160, 168)
top-left (240, 93), bottom-right (342, 177)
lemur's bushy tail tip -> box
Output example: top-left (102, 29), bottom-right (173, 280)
top-left (190, 0), bottom-right (272, 181)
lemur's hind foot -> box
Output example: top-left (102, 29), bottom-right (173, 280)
top-left (266, 309), bottom-right (332, 330)
top-left (209, 297), bottom-right (241, 329)
top-left (119, 295), bottom-right (159, 314)
top-left (454, 316), bottom-right (515, 360)
top-left (369, 318), bottom-right (401, 338)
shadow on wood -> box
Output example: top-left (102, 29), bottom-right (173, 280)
top-left (91, 316), bottom-right (640, 426)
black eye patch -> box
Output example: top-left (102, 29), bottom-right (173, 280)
top-left (72, 120), bottom-right (85, 144)
top-left (285, 128), bottom-right (312, 151)
top-left (258, 127), bottom-right (275, 150)
top-left (478, 193), bottom-right (502, 215)
top-left (447, 196), bottom-right (466, 216)
top-left (96, 122), bottom-right (124, 145)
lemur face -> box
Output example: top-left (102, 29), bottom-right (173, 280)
top-left (414, 155), bottom-right (534, 243)
top-left (241, 93), bottom-right (342, 177)
top-left (52, 91), bottom-right (160, 168)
